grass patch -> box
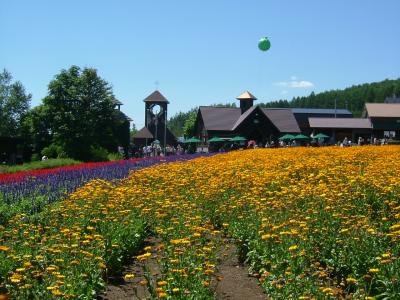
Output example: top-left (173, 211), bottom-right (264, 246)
top-left (0, 158), bottom-right (81, 174)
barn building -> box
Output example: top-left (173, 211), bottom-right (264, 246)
top-left (194, 91), bottom-right (300, 144)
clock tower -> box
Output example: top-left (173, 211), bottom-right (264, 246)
top-left (144, 90), bottom-right (169, 127)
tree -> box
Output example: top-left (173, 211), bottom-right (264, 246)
top-left (168, 108), bottom-right (198, 137)
top-left (130, 122), bottom-right (138, 141)
top-left (0, 69), bottom-right (31, 137)
top-left (40, 66), bottom-right (120, 161)
top-left (22, 105), bottom-right (52, 158)
top-left (183, 109), bottom-right (197, 138)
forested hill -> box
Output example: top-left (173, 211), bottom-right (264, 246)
top-left (168, 78), bottom-right (400, 136)
top-left (260, 78), bottom-right (400, 116)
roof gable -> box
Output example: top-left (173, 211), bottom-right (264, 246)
top-left (143, 90), bottom-right (169, 103)
top-left (261, 108), bottom-right (301, 133)
top-left (365, 103), bottom-right (400, 118)
top-left (309, 118), bottom-right (372, 129)
top-left (198, 105), bottom-right (301, 133)
top-left (231, 106), bottom-right (300, 133)
top-left (199, 106), bottom-right (241, 131)
top-left (133, 127), bottom-right (154, 139)
top-left (112, 98), bottom-right (123, 105)
top-left (231, 106), bottom-right (258, 130)
top-left (236, 91), bottom-right (257, 100)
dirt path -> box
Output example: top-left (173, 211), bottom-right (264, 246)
top-left (213, 239), bottom-right (267, 300)
top-left (98, 237), bottom-right (161, 300)
top-left (100, 236), bottom-right (266, 299)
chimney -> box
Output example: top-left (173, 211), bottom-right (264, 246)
top-left (236, 91), bottom-right (257, 114)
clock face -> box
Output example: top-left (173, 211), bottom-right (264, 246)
top-left (151, 104), bottom-right (162, 116)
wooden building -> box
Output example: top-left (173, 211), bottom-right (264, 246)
top-left (194, 91), bottom-right (300, 144)
top-left (308, 118), bottom-right (372, 143)
top-left (292, 108), bottom-right (352, 134)
top-left (363, 103), bottom-right (400, 139)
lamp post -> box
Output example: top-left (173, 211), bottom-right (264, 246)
top-left (164, 109), bottom-right (167, 156)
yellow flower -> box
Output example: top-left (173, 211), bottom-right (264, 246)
top-left (346, 277), bottom-right (357, 284)
top-left (369, 268), bottom-right (380, 274)
top-left (0, 246), bottom-right (10, 252)
top-left (288, 245), bottom-right (298, 251)
top-left (124, 274), bottom-right (135, 280)
top-left (137, 252), bottom-right (152, 261)
top-left (261, 234), bottom-right (271, 240)
top-left (157, 280), bottom-right (168, 286)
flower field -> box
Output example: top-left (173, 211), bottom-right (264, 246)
top-left (0, 154), bottom-right (208, 224)
top-left (1, 146), bottom-right (400, 299)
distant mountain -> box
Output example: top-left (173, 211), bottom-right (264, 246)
top-left (260, 78), bottom-right (400, 116)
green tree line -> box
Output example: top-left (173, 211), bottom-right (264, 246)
top-left (260, 79), bottom-right (400, 116)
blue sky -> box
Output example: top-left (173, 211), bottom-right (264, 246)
top-left (1, 1), bottom-right (399, 129)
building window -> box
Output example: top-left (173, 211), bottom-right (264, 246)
top-left (384, 131), bottom-right (396, 138)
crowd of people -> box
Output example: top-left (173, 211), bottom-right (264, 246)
top-left (125, 136), bottom-right (393, 158)
top-left (339, 136), bottom-right (390, 147)
top-left (130, 144), bottom-right (184, 158)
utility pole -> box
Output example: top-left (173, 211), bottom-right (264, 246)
top-left (334, 98), bottom-right (337, 118)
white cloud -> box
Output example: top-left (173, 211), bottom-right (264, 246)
top-left (274, 77), bottom-right (314, 89)
top-left (281, 90), bottom-right (288, 95)
top-left (290, 80), bottom-right (314, 88)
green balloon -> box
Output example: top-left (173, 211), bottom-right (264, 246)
top-left (258, 37), bottom-right (271, 51)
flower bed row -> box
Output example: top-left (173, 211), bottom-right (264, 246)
top-left (0, 154), bottom-right (211, 224)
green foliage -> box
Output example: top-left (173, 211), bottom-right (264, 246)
top-left (41, 144), bottom-right (67, 159)
top-left (22, 105), bottom-right (52, 157)
top-left (107, 152), bottom-right (124, 161)
top-left (168, 108), bottom-right (198, 137)
top-left (1, 196), bottom-right (147, 298)
top-left (0, 69), bottom-right (31, 137)
top-left (129, 122), bottom-right (138, 142)
top-left (0, 158), bottom-right (81, 174)
top-left (89, 146), bottom-right (109, 162)
top-left (183, 110), bottom-right (198, 138)
top-left (211, 102), bottom-right (236, 108)
top-left (261, 78), bottom-right (400, 116)
top-left (28, 65), bottom-right (122, 161)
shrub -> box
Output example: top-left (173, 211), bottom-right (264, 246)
top-left (89, 146), bottom-right (109, 162)
top-left (41, 144), bottom-right (66, 159)
top-left (107, 152), bottom-right (124, 161)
